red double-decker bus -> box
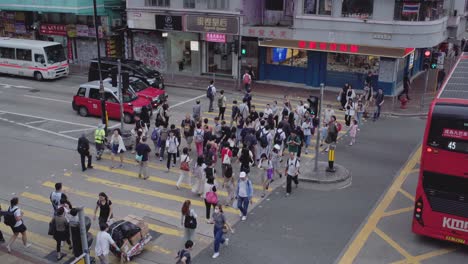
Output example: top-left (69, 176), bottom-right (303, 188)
top-left (412, 53), bottom-right (468, 244)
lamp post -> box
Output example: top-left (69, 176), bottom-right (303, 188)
top-left (93, 0), bottom-right (108, 134)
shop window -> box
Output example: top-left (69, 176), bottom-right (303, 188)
top-left (184, 0), bottom-right (195, 8)
top-left (394, 0), bottom-right (445, 21)
top-left (342, 0), bottom-right (374, 18)
top-left (266, 48), bottom-right (308, 68)
top-left (327, 53), bottom-right (379, 73)
top-left (266, 0), bottom-right (284, 11)
top-left (16, 49), bottom-right (32, 61)
top-left (207, 0), bottom-right (229, 9)
top-left (145, 0), bottom-right (170, 7)
top-left (0, 47), bottom-right (15, 59)
top-left (207, 41), bottom-right (233, 74)
top-left (304, 0), bottom-right (332, 15)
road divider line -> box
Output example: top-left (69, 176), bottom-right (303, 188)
top-left (100, 154), bottom-right (267, 192)
top-left (42, 181), bottom-right (180, 219)
top-left (336, 145), bottom-right (421, 264)
top-left (169, 94), bottom-right (205, 109)
top-left (0, 116), bottom-right (78, 141)
top-left (0, 110), bottom-right (95, 127)
top-left (374, 227), bottom-right (415, 260)
top-left (83, 175), bottom-right (239, 215)
top-left (24, 119), bottom-right (48, 125)
top-left (23, 94), bottom-right (70, 104)
top-left (21, 191), bottom-right (182, 238)
top-left (382, 207), bottom-right (414, 217)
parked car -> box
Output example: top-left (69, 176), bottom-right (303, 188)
top-left (72, 81), bottom-right (152, 124)
top-left (88, 57), bottom-right (165, 89)
top-left (102, 77), bottom-right (166, 109)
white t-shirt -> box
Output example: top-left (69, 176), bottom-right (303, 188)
top-left (95, 231), bottom-right (116, 257)
top-left (10, 206), bottom-right (22, 227)
top-left (286, 158), bottom-right (300, 176)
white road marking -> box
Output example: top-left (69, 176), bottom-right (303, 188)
top-left (0, 110), bottom-right (95, 128)
top-left (24, 120), bottom-right (48, 125)
top-left (0, 83), bottom-right (32, 89)
top-left (169, 94), bottom-right (205, 109)
top-left (0, 117), bottom-right (77, 141)
top-left (59, 127), bottom-right (95, 134)
top-left (23, 94), bottom-right (70, 104)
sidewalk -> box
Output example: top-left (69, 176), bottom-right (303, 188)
top-left (70, 63), bottom-right (434, 116)
top-left (0, 247), bottom-right (45, 264)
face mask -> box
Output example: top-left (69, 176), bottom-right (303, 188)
top-left (214, 209), bottom-right (220, 213)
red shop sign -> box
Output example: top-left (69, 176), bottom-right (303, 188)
top-left (206, 33), bottom-right (226, 43)
top-left (40, 24), bottom-right (67, 36)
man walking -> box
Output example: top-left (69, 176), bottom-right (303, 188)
top-left (242, 70), bottom-right (252, 92)
top-left (181, 114), bottom-right (196, 152)
top-left (78, 133), bottom-right (93, 172)
top-left (206, 80), bottom-right (216, 112)
top-left (236, 172), bottom-right (253, 221)
top-left (95, 223), bottom-right (120, 264)
top-left (94, 123), bottom-right (106, 160)
top-left (285, 151), bottom-right (300, 196)
top-left (50, 182), bottom-right (63, 214)
top-left (437, 69), bottom-right (446, 90)
top-left (136, 136), bottom-right (151, 180)
top-left (217, 90), bottom-right (227, 120)
top-left (286, 131), bottom-right (301, 156)
top-left (373, 89), bottom-right (385, 121)
top-left (192, 100), bottom-right (201, 122)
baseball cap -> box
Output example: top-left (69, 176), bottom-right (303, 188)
top-left (239, 172), bottom-right (246, 178)
top-left (274, 144), bottom-right (281, 150)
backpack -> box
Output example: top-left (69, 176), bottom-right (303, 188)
top-left (203, 130), bottom-right (212, 142)
top-left (184, 214), bottom-right (197, 229)
top-left (194, 130), bottom-right (204, 143)
top-left (176, 249), bottom-right (191, 264)
top-left (206, 190), bottom-right (218, 205)
top-left (218, 96), bottom-right (224, 108)
top-left (151, 128), bottom-right (159, 141)
top-left (207, 85), bottom-right (213, 98)
top-left (4, 207), bottom-right (18, 227)
top-left (336, 122), bottom-right (342, 132)
top-left (243, 74), bottom-right (250, 84)
top-left (257, 129), bottom-right (268, 148)
top-left (231, 105), bottom-right (239, 118)
top-left (243, 93), bottom-right (251, 102)
top-left (282, 108), bottom-right (289, 117)
top-left (274, 130), bottom-right (283, 145)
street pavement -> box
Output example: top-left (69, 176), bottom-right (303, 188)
top-left (0, 73), bottom-right (464, 264)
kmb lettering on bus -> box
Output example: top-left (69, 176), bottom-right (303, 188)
top-left (442, 217), bottom-right (468, 232)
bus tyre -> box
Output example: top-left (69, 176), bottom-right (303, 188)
top-left (34, 72), bottom-right (43, 81)
top-left (78, 106), bottom-right (88, 117)
top-left (123, 113), bottom-right (133, 124)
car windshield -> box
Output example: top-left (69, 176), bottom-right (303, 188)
top-left (113, 89), bottom-right (138, 103)
top-left (137, 63), bottom-right (156, 75)
top-left (130, 80), bottom-right (149, 92)
top-left (44, 44), bottom-right (66, 64)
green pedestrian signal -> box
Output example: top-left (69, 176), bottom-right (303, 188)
top-left (241, 44), bottom-right (247, 55)
top-left (430, 63), bottom-right (437, 69)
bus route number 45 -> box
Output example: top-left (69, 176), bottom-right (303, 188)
top-left (448, 141), bottom-right (456, 150)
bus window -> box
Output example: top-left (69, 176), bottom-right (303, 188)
top-left (0, 47), bottom-right (15, 59)
top-left (16, 49), bottom-right (32, 61)
top-left (34, 54), bottom-right (45, 64)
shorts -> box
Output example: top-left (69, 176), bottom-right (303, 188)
top-left (111, 144), bottom-right (124, 155)
top-left (11, 223), bottom-right (27, 234)
top-left (266, 168), bottom-right (274, 180)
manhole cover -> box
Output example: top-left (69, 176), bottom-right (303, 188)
top-left (29, 89), bottom-right (40, 93)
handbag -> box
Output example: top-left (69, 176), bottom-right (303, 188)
top-left (135, 154), bottom-right (143, 162)
top-left (180, 156), bottom-right (190, 171)
top-left (222, 150), bottom-right (231, 165)
top-left (222, 224), bottom-right (228, 234)
top-left (48, 218), bottom-right (56, 236)
top-left (206, 191), bottom-right (218, 205)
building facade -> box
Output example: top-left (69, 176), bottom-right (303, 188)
top-left (0, 0), bottom-right (125, 64)
top-left (126, 0), bottom-right (468, 95)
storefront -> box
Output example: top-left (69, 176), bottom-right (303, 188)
top-left (258, 39), bottom-right (418, 95)
top-left (0, 11), bottom-right (35, 39)
top-left (186, 14), bottom-right (240, 77)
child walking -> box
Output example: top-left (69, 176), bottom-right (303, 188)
top-left (258, 153), bottom-right (273, 198)
top-left (349, 119), bottom-right (359, 146)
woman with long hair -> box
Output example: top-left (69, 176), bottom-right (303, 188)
top-left (180, 200), bottom-right (197, 244)
top-left (208, 205), bottom-right (233, 259)
top-left (110, 128), bottom-right (126, 168)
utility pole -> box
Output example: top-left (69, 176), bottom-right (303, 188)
top-left (420, 69), bottom-right (430, 110)
top-left (237, 35), bottom-right (242, 91)
top-left (93, 0), bottom-right (107, 135)
top-left (117, 60), bottom-right (124, 131)
top-left (313, 83), bottom-right (324, 172)
top-left (78, 208), bottom-right (90, 264)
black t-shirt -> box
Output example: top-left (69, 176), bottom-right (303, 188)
top-left (205, 167), bottom-right (216, 179)
top-left (135, 143), bottom-right (151, 161)
top-left (97, 200), bottom-right (112, 221)
top-left (177, 249), bottom-right (191, 264)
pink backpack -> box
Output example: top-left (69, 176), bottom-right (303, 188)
top-left (206, 191), bottom-right (218, 205)
top-left (243, 74), bottom-right (250, 84)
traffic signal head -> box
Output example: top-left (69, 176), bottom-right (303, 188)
top-left (430, 52), bottom-right (439, 69)
top-left (241, 45), bottom-right (247, 55)
top-left (423, 49), bottom-right (432, 70)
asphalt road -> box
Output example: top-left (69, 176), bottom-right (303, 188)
top-left (1, 74), bottom-right (461, 264)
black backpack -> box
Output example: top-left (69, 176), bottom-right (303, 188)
top-left (184, 214), bottom-right (197, 229)
top-left (257, 130), bottom-right (268, 148)
top-left (207, 85), bottom-right (213, 98)
top-left (4, 208), bottom-right (18, 227)
top-left (274, 131), bottom-right (283, 144)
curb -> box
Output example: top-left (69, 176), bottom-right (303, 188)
top-left (299, 162), bottom-right (351, 184)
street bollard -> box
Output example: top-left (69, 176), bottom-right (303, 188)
top-left (326, 143), bottom-right (336, 172)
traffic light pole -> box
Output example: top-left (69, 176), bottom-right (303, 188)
top-left (93, 0), bottom-right (107, 135)
top-left (313, 83), bottom-right (324, 172)
top-left (78, 208), bottom-right (91, 264)
top-left (117, 60), bottom-right (124, 131)
top-left (237, 35), bottom-right (242, 90)
top-left (420, 69), bottom-right (430, 111)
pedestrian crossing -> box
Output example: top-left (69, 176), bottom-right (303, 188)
top-left (3, 93), bottom-right (365, 264)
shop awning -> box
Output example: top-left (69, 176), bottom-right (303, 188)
top-left (258, 39), bottom-right (415, 58)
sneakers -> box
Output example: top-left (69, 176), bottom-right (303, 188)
top-left (25, 243), bottom-right (31, 248)
top-left (87, 165), bottom-right (94, 169)
top-left (159, 157), bottom-right (163, 161)
top-left (241, 216), bottom-right (247, 221)
top-left (212, 252), bottom-right (220, 259)
top-left (286, 193), bottom-right (290, 197)
top-left (239, 213), bottom-right (243, 217)
top-left (224, 238), bottom-right (229, 246)
top-left (6, 244), bottom-right (11, 253)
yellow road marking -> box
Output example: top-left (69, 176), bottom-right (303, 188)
top-left (84, 175), bottom-right (239, 215)
top-left (382, 207), bottom-right (414, 217)
top-left (374, 227), bottom-right (415, 260)
top-left (337, 145), bottom-right (421, 264)
top-left (100, 154), bottom-right (266, 192)
top-left (152, 245), bottom-right (172, 255)
top-left (21, 192), bottom-right (182, 238)
top-left (390, 248), bottom-right (457, 264)
top-left (399, 188), bottom-right (415, 202)
top-left (42, 181), bottom-right (180, 219)
top-left (64, 171), bottom-right (72, 177)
